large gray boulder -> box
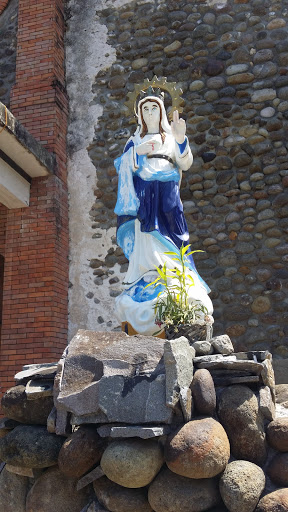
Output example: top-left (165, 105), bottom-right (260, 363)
top-left (56, 330), bottom-right (174, 424)
top-left (26, 466), bottom-right (91, 512)
top-left (0, 425), bottom-right (65, 468)
top-left (0, 467), bottom-right (28, 512)
top-left (1, 385), bottom-right (53, 425)
top-left (220, 460), bottom-right (265, 512)
top-left (217, 385), bottom-right (267, 465)
top-left (93, 476), bottom-right (153, 512)
top-left (100, 439), bottom-right (164, 488)
top-left (164, 417), bottom-right (230, 479)
top-left (148, 467), bottom-right (220, 512)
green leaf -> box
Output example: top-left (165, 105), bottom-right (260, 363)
top-left (186, 250), bottom-right (205, 256)
top-left (164, 251), bottom-right (178, 256)
top-left (180, 244), bottom-right (191, 256)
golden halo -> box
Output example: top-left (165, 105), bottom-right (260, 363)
top-left (125, 76), bottom-right (184, 122)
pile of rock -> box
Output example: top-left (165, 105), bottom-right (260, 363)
top-left (1, 330), bottom-right (288, 512)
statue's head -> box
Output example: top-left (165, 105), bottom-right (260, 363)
top-left (137, 95), bottom-right (171, 140)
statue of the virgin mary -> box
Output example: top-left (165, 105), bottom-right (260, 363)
top-left (114, 79), bottom-right (213, 335)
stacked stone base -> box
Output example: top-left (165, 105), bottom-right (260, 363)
top-left (1, 331), bottom-right (288, 512)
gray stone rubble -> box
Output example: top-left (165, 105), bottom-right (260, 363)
top-left (0, 329), bottom-right (288, 512)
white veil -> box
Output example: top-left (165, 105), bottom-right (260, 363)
top-left (134, 95), bottom-right (172, 138)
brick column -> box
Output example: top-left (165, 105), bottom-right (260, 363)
top-left (0, 1), bottom-right (10, 15)
top-left (0, 0), bottom-right (69, 397)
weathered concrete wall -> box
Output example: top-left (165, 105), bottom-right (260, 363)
top-left (66, 0), bottom-right (288, 358)
top-left (0, 0), bottom-right (17, 108)
top-left (66, 0), bottom-right (133, 339)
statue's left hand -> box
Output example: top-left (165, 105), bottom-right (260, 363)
top-left (171, 110), bottom-right (186, 144)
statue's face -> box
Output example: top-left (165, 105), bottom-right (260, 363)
top-left (141, 101), bottom-right (160, 132)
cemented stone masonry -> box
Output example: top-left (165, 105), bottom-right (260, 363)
top-left (66, 0), bottom-right (288, 357)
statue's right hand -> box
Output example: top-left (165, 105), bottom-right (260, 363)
top-left (136, 138), bottom-right (161, 155)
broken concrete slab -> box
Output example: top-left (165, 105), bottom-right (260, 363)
top-left (77, 466), bottom-right (104, 491)
top-left (97, 425), bottom-right (171, 439)
top-left (15, 363), bottom-right (58, 383)
top-left (211, 375), bottom-right (260, 386)
top-left (5, 464), bottom-right (34, 478)
top-left (191, 340), bottom-right (213, 356)
top-left (258, 386), bottom-right (275, 421)
top-left (179, 387), bottom-right (193, 422)
top-left (56, 330), bottom-right (174, 424)
top-left (25, 379), bottom-right (54, 400)
top-left (196, 359), bottom-right (264, 375)
top-left (47, 407), bottom-right (57, 434)
top-left (261, 359), bottom-right (275, 400)
top-left (164, 337), bottom-right (193, 408)
top-left (210, 335), bottom-right (234, 355)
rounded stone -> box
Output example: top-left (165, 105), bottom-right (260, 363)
top-left (131, 58), bottom-right (148, 70)
top-left (0, 425), bottom-right (65, 468)
top-left (26, 467), bottom-right (90, 512)
top-left (164, 417), bottom-right (230, 479)
top-left (226, 324), bottom-right (246, 337)
top-left (267, 18), bottom-right (286, 30)
top-left (207, 77), bottom-right (225, 89)
top-left (260, 107), bottom-right (275, 118)
top-left (267, 452), bottom-right (288, 486)
top-left (191, 369), bottom-right (216, 416)
top-left (164, 40), bottom-right (181, 53)
top-left (256, 489), bottom-right (288, 512)
top-left (267, 418), bottom-right (288, 451)
top-left (100, 439), bottom-right (164, 488)
top-left (148, 467), bottom-right (220, 512)
top-left (251, 296), bottom-right (271, 314)
top-left (93, 476), bottom-right (153, 512)
top-left (189, 80), bottom-right (204, 91)
top-left (58, 425), bottom-right (104, 478)
top-left (1, 385), bottom-right (53, 425)
top-left (220, 460), bottom-right (265, 512)
top-left (217, 385), bottom-right (267, 465)
top-left (0, 467), bottom-right (28, 512)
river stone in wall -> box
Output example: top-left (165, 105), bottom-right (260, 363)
top-left (267, 452), bottom-right (288, 486)
top-left (58, 425), bottom-right (105, 478)
top-left (266, 418), bottom-right (288, 451)
top-left (1, 385), bottom-right (53, 425)
top-left (217, 385), bottom-right (267, 465)
top-left (26, 466), bottom-right (91, 512)
top-left (0, 467), bottom-right (28, 512)
top-left (56, 330), bottom-right (173, 424)
top-left (255, 489), bottom-right (288, 512)
top-left (164, 417), bottom-right (230, 479)
top-left (100, 439), bottom-right (164, 488)
top-left (191, 369), bottom-right (216, 415)
top-left (93, 476), bottom-right (153, 512)
top-left (0, 426), bottom-right (65, 468)
top-left (220, 460), bottom-right (265, 512)
top-left (148, 467), bottom-right (220, 512)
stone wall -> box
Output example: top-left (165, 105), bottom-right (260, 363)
top-left (1, 331), bottom-right (288, 512)
top-left (0, 0), bottom-right (17, 108)
top-left (67, 0), bottom-right (288, 357)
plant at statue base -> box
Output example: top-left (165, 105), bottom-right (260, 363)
top-left (145, 244), bottom-right (210, 340)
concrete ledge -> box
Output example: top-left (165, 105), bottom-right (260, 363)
top-left (0, 102), bottom-right (56, 179)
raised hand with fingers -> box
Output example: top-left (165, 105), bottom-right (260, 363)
top-left (171, 109), bottom-right (186, 144)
